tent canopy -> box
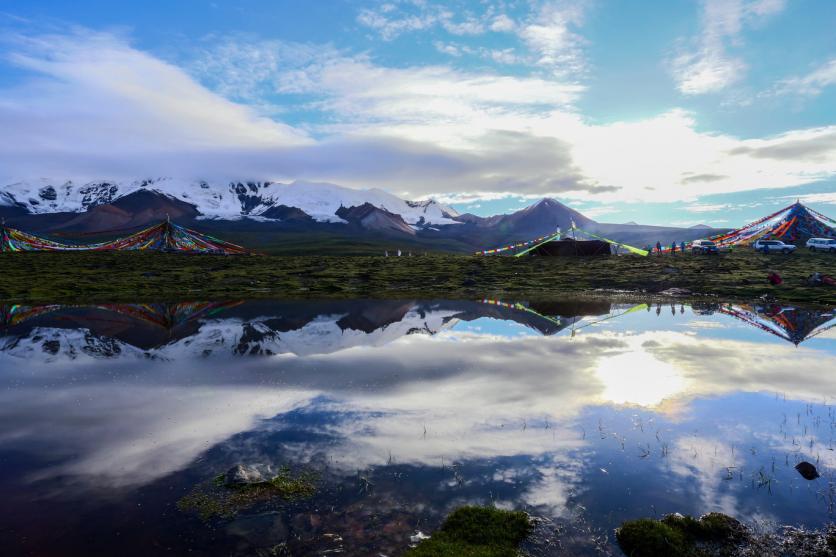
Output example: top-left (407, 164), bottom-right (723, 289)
top-left (706, 202), bottom-right (836, 247)
top-left (528, 238), bottom-right (611, 256)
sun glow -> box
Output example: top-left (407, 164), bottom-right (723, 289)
top-left (595, 350), bottom-right (687, 407)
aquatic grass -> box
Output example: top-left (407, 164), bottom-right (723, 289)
top-left (177, 466), bottom-right (317, 521)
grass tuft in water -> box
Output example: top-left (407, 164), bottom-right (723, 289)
top-left (407, 506), bottom-right (531, 557)
top-left (177, 466), bottom-right (317, 521)
top-left (616, 518), bottom-right (692, 556)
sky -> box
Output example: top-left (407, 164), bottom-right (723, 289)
top-left (0, 0), bottom-right (834, 226)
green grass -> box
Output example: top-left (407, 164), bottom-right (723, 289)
top-left (1, 249), bottom-right (835, 305)
top-left (407, 506), bottom-right (532, 557)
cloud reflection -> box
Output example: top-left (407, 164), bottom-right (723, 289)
top-left (0, 300), bottom-right (833, 511)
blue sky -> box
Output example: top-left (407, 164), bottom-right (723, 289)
top-left (0, 0), bottom-right (834, 226)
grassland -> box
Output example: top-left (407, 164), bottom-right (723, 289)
top-left (1, 249), bottom-right (835, 305)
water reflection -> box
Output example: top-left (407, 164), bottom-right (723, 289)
top-left (3, 300), bottom-right (834, 360)
top-left (0, 299), bottom-right (834, 556)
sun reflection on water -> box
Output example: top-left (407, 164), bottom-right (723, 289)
top-left (595, 349), bottom-right (687, 407)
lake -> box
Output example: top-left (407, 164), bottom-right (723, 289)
top-left (1, 299), bottom-right (834, 556)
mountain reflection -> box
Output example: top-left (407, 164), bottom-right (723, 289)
top-left (3, 299), bottom-right (833, 361)
top-left (0, 299), bottom-right (620, 359)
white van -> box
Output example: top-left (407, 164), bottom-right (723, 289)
top-left (806, 238), bottom-right (836, 252)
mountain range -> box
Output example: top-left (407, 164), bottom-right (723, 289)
top-left (0, 178), bottom-right (727, 253)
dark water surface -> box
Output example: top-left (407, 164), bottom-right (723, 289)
top-left (1, 299), bottom-right (834, 556)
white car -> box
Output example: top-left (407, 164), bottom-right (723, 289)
top-left (806, 237), bottom-right (836, 252)
top-left (752, 239), bottom-right (796, 254)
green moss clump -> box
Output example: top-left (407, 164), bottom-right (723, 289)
top-left (691, 512), bottom-right (746, 541)
top-left (177, 467), bottom-right (317, 521)
top-left (618, 513), bottom-right (749, 556)
top-left (407, 506), bottom-right (532, 557)
top-left (616, 518), bottom-right (691, 556)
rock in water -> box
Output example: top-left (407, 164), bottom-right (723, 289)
top-left (224, 464), bottom-right (265, 486)
top-left (794, 461), bottom-right (820, 480)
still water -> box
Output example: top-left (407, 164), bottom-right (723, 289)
top-left (0, 299), bottom-right (834, 556)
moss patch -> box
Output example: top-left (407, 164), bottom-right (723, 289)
top-left (407, 506), bottom-right (531, 557)
top-left (616, 518), bottom-right (692, 556)
top-left (177, 466), bottom-right (317, 521)
top-left (617, 513), bottom-right (749, 556)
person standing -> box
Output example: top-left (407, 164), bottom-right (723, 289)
top-left (656, 241), bottom-right (662, 255)
top-left (680, 241), bottom-right (686, 254)
top-left (671, 241), bottom-right (677, 255)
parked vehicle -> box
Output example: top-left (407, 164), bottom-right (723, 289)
top-left (691, 239), bottom-right (719, 254)
top-left (753, 239), bottom-right (796, 254)
top-left (805, 237), bottom-right (836, 252)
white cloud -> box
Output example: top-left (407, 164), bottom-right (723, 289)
top-left (519, 1), bottom-right (588, 77)
top-left (2, 29), bottom-right (835, 205)
top-left (684, 203), bottom-right (732, 213)
top-left (772, 57), bottom-right (836, 98)
top-left (0, 29), bottom-right (309, 180)
top-left (671, 44), bottom-right (747, 95)
top-left (355, 2), bottom-right (588, 79)
top-left (357, 2), bottom-right (488, 40)
top-left (440, 15), bottom-right (485, 36)
top-left (357, 6), bottom-right (437, 40)
top-left (574, 205), bottom-right (617, 219)
top-left (670, 0), bottom-right (786, 95)
top-left (774, 192), bottom-right (836, 205)
top-left (431, 41), bottom-right (520, 65)
top-left (488, 48), bottom-right (520, 65)
top-left (433, 40), bottom-right (462, 57)
top-left (490, 13), bottom-right (516, 33)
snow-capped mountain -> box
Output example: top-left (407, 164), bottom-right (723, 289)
top-left (0, 178), bottom-right (461, 226)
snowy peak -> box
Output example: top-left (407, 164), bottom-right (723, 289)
top-left (2, 179), bottom-right (123, 214)
top-left (0, 178), bottom-right (462, 227)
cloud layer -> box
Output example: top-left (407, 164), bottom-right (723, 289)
top-left (0, 23), bottom-right (834, 204)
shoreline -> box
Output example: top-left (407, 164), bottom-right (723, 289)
top-left (2, 250), bottom-right (835, 306)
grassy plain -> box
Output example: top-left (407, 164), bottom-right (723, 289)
top-left (1, 249), bottom-right (835, 305)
